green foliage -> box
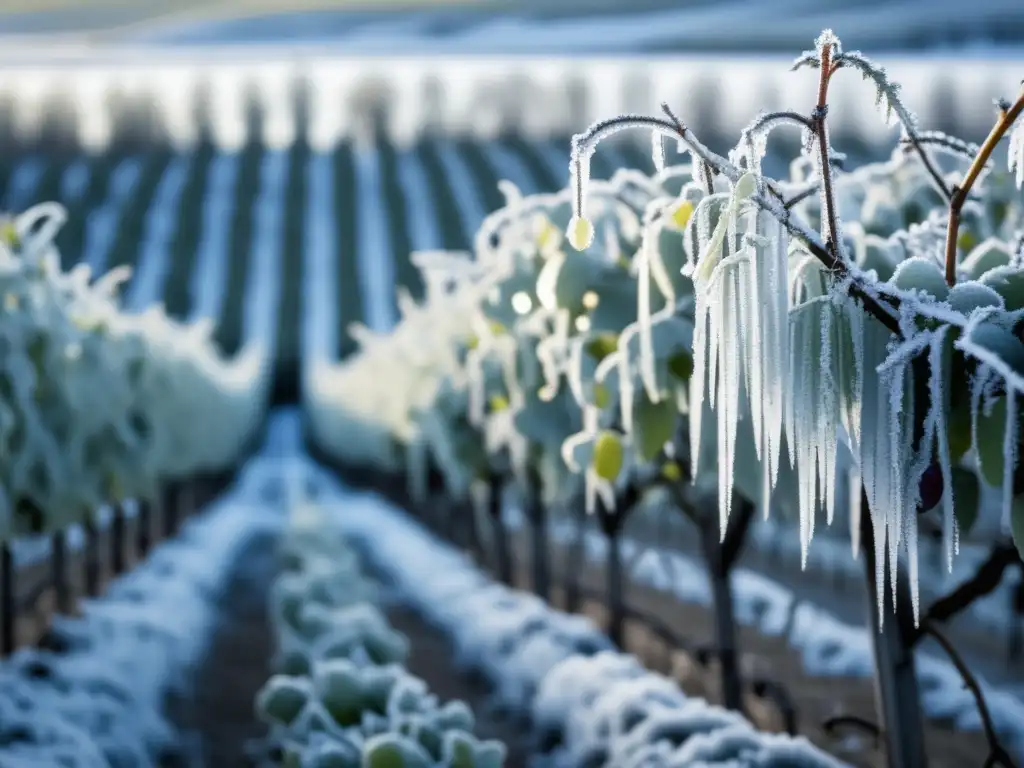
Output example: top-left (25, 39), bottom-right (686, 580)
top-left (255, 503), bottom-right (507, 767)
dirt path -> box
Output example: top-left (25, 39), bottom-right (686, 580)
top-left (171, 529), bottom-right (279, 768)
top-left (384, 602), bottom-right (533, 768)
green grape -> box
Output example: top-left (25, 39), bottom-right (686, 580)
top-left (592, 430), bottom-right (624, 482)
top-left (661, 460), bottom-right (683, 482)
top-left (566, 215), bottom-right (594, 251)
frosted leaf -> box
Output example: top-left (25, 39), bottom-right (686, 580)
top-left (835, 50), bottom-right (920, 135)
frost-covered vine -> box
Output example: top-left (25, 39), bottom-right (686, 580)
top-left (0, 203), bottom-right (266, 539)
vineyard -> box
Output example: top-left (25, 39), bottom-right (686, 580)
top-left (0, 31), bottom-right (1023, 768)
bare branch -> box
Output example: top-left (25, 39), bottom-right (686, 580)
top-left (923, 623), bottom-right (1020, 768)
top-left (945, 85), bottom-right (1024, 286)
top-left (911, 541), bottom-right (1019, 643)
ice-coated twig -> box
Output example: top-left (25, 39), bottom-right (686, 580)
top-left (568, 100), bottom-right (902, 337)
top-left (944, 85), bottom-right (1024, 286)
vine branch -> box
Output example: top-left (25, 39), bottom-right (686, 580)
top-left (944, 85), bottom-right (1024, 287)
top-left (812, 38), bottom-right (842, 258)
top-left (910, 541), bottom-right (1019, 644)
top-left (822, 713), bottom-right (882, 745)
top-left (922, 622), bottom-right (1019, 768)
top-left (655, 103), bottom-right (903, 336)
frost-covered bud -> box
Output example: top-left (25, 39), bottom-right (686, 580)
top-left (592, 430), bottom-right (624, 482)
top-left (566, 215), bottom-right (594, 252)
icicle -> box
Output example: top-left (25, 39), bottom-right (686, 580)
top-left (928, 327), bottom-right (956, 572)
top-left (652, 130), bottom-right (666, 173)
top-left (849, 466), bottom-right (862, 559)
top-left (637, 230), bottom-right (659, 403)
top-left (1006, 104), bottom-right (1024, 190)
top-left (858, 313), bottom-right (899, 628)
top-left (907, 500), bottom-right (920, 626)
top-left (689, 311), bottom-right (708, 479)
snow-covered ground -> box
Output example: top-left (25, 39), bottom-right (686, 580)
top-left (306, 454), bottom-right (848, 767)
top-left (0, 423), bottom-right (291, 766)
top-left (499, 508), bottom-right (1024, 761)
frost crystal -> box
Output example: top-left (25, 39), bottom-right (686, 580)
top-left (1009, 114), bottom-right (1024, 190)
top-left (688, 173), bottom-right (790, 537)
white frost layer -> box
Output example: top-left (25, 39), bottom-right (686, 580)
top-left (322, 474), bottom-right (846, 768)
top-left (520, 516), bottom-right (1024, 761)
top-left (0, 459), bottom-right (282, 767)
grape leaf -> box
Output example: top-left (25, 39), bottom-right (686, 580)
top-left (632, 394), bottom-right (678, 462)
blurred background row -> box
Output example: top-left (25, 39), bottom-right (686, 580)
top-left (1, 0), bottom-right (1023, 51)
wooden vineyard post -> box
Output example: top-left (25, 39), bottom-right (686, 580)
top-left (136, 500), bottom-right (151, 558)
top-left (524, 472), bottom-right (550, 600)
top-left (563, 501), bottom-right (587, 614)
top-left (111, 505), bottom-right (126, 574)
top-left (1, 543), bottom-right (13, 655)
top-left (603, 512), bottom-right (625, 648)
top-left (860, 498), bottom-right (928, 768)
top-left (163, 484), bottom-right (179, 538)
top-left (83, 517), bottom-right (100, 597)
top-left (51, 531), bottom-right (70, 613)
top-left (487, 477), bottom-right (513, 586)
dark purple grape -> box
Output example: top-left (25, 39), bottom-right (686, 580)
top-left (918, 463), bottom-right (944, 513)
